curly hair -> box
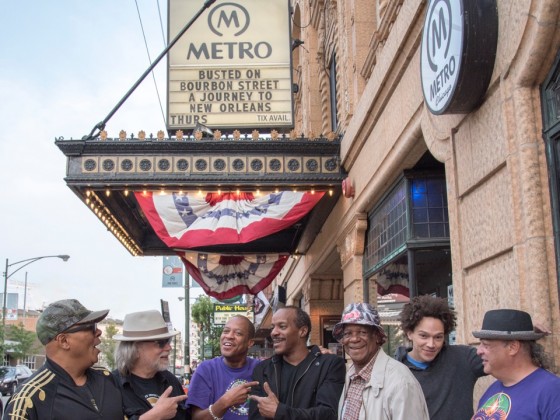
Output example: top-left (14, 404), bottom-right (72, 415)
top-left (400, 295), bottom-right (456, 335)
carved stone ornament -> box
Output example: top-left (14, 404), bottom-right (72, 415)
top-left (213, 130), bottom-right (222, 140)
top-left (118, 130), bottom-right (126, 140)
top-left (289, 129), bottom-right (298, 140)
top-left (271, 129), bottom-right (279, 140)
top-left (336, 215), bottom-right (368, 267)
top-left (194, 130), bottom-right (203, 140)
top-left (99, 130), bottom-right (108, 141)
top-left (233, 129), bottom-right (241, 140)
top-left (176, 130), bottom-right (184, 140)
top-left (157, 130), bottom-right (165, 140)
top-left (252, 129), bottom-right (260, 140)
top-left (138, 130), bottom-right (146, 140)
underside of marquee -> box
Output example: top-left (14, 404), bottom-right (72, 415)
top-left (55, 133), bottom-right (345, 258)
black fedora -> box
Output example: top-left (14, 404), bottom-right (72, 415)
top-left (472, 309), bottom-right (545, 341)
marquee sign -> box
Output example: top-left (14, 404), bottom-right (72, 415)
top-left (168, 0), bottom-right (293, 131)
top-left (420, 0), bottom-right (498, 115)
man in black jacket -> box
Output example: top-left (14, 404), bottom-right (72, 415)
top-left (3, 299), bottom-right (124, 420)
top-left (249, 306), bottom-right (345, 420)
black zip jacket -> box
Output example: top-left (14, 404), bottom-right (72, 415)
top-left (3, 358), bottom-right (124, 420)
top-left (249, 345), bottom-right (345, 420)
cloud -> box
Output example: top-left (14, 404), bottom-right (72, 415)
top-left (0, 1), bottom-right (191, 333)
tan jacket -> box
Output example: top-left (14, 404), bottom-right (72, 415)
top-left (338, 349), bottom-right (429, 420)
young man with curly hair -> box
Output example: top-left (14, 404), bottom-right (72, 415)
top-left (396, 295), bottom-right (485, 420)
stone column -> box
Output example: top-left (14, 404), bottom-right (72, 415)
top-left (336, 213), bottom-right (368, 304)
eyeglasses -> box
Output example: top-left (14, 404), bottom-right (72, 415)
top-left (62, 322), bottom-right (98, 335)
top-left (142, 338), bottom-right (172, 348)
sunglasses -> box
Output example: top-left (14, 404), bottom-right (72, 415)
top-left (149, 337), bottom-right (172, 348)
top-left (62, 322), bottom-right (98, 335)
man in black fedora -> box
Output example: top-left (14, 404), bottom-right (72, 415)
top-left (471, 308), bottom-right (560, 419)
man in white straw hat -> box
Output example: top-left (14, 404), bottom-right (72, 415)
top-left (472, 308), bottom-right (560, 419)
top-left (113, 310), bottom-right (188, 419)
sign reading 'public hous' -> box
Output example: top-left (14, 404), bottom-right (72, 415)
top-left (168, 0), bottom-right (293, 131)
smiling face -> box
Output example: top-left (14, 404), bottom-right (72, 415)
top-left (136, 339), bottom-right (172, 376)
top-left (341, 324), bottom-right (380, 371)
top-left (407, 317), bottom-right (446, 363)
top-left (270, 308), bottom-right (307, 358)
top-left (221, 316), bottom-right (254, 365)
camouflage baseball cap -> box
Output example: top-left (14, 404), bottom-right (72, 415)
top-left (333, 302), bottom-right (386, 342)
top-left (36, 299), bottom-right (109, 345)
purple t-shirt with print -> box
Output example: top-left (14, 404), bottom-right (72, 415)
top-left (186, 356), bottom-right (260, 419)
top-left (473, 368), bottom-right (560, 419)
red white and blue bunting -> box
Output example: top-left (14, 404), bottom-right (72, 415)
top-left (179, 251), bottom-right (289, 300)
top-left (135, 190), bottom-right (324, 249)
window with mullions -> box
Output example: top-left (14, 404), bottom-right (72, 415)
top-left (364, 180), bottom-right (407, 269)
top-left (364, 175), bottom-right (450, 277)
top-left (410, 178), bottom-right (449, 238)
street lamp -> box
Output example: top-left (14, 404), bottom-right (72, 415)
top-left (2, 255), bottom-right (70, 345)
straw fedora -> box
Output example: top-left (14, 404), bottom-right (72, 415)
top-left (472, 309), bottom-right (545, 341)
top-left (113, 310), bottom-right (179, 341)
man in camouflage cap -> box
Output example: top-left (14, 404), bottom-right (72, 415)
top-left (3, 299), bottom-right (125, 419)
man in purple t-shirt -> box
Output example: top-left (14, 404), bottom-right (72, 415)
top-left (471, 309), bottom-right (560, 419)
top-left (187, 316), bottom-right (259, 420)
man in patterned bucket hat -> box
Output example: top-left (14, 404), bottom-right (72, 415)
top-left (335, 302), bottom-right (429, 420)
top-left (3, 299), bottom-right (124, 419)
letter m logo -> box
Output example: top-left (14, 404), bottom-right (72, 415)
top-left (217, 10), bottom-right (240, 29)
top-left (430, 8), bottom-right (447, 57)
top-left (208, 4), bottom-right (250, 37)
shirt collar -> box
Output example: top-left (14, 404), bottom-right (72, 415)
top-left (351, 348), bottom-right (379, 382)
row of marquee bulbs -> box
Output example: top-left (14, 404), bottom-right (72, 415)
top-left (97, 188), bottom-right (335, 197)
top-left (85, 191), bottom-right (141, 256)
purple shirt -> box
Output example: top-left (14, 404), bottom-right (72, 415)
top-left (473, 368), bottom-right (560, 419)
top-left (186, 356), bottom-right (260, 419)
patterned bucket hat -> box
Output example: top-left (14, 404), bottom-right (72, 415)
top-left (333, 302), bottom-right (386, 342)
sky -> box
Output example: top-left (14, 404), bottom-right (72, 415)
top-left (0, 1), bottom-right (205, 335)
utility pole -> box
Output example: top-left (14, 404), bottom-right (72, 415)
top-left (23, 272), bottom-right (27, 322)
top-left (184, 273), bottom-right (190, 368)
